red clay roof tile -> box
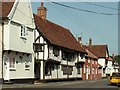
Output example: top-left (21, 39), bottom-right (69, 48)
top-left (83, 45), bottom-right (109, 58)
top-left (85, 49), bottom-right (98, 59)
top-left (33, 14), bottom-right (86, 53)
top-left (0, 1), bottom-right (14, 18)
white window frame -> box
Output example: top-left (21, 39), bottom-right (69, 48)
top-left (88, 59), bottom-right (90, 63)
top-left (9, 57), bottom-right (16, 70)
top-left (92, 60), bottom-right (94, 64)
top-left (20, 25), bottom-right (28, 39)
top-left (25, 61), bottom-right (30, 70)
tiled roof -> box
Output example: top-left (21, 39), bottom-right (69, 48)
top-left (33, 14), bottom-right (86, 53)
top-left (85, 49), bottom-right (98, 59)
top-left (0, 1), bottom-right (14, 18)
top-left (106, 57), bottom-right (113, 61)
top-left (83, 45), bottom-right (109, 58)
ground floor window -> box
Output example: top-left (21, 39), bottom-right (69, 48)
top-left (62, 65), bottom-right (68, 75)
top-left (77, 67), bottom-right (81, 74)
top-left (9, 57), bottom-right (16, 70)
top-left (25, 61), bottom-right (30, 70)
top-left (45, 63), bottom-right (51, 75)
top-left (77, 65), bottom-right (81, 74)
top-left (62, 65), bottom-right (73, 75)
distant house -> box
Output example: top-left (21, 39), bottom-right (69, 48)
top-left (106, 57), bottom-right (119, 76)
top-left (0, 0), bottom-right (35, 83)
top-left (83, 38), bottom-right (109, 78)
top-left (33, 3), bottom-right (87, 81)
top-left (105, 57), bottom-right (113, 76)
top-left (82, 49), bottom-right (100, 80)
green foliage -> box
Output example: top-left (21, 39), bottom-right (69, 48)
top-left (113, 55), bottom-right (120, 66)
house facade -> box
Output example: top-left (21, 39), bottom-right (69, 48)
top-left (83, 38), bottom-right (109, 78)
top-left (82, 47), bottom-right (102, 80)
top-left (33, 3), bottom-right (87, 82)
top-left (1, 1), bottom-right (35, 83)
top-left (105, 57), bottom-right (119, 76)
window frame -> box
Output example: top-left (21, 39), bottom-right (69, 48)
top-left (9, 57), bottom-right (16, 70)
top-left (20, 25), bottom-right (27, 39)
top-left (25, 61), bottom-right (30, 70)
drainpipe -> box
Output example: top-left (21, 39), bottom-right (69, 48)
top-left (1, 22), bottom-right (4, 84)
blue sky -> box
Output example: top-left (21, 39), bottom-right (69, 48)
top-left (32, 1), bottom-right (118, 55)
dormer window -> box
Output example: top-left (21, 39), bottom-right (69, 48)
top-left (20, 25), bottom-right (28, 39)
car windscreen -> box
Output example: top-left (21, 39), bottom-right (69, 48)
top-left (112, 73), bottom-right (120, 77)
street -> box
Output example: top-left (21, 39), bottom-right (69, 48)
top-left (1, 78), bottom-right (120, 89)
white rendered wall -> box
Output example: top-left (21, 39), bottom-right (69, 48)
top-left (3, 52), bottom-right (34, 80)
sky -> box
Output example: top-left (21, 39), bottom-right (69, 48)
top-left (31, 1), bottom-right (119, 55)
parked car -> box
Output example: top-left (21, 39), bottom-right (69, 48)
top-left (109, 72), bottom-right (120, 85)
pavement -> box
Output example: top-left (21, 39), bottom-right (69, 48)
top-left (1, 78), bottom-right (120, 89)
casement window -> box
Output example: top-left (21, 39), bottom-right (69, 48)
top-left (62, 52), bottom-right (67, 60)
top-left (25, 61), bottom-right (30, 70)
top-left (20, 25), bottom-right (28, 39)
top-left (92, 60), bottom-right (94, 64)
top-left (53, 48), bottom-right (59, 56)
top-left (45, 63), bottom-right (51, 75)
top-left (88, 60), bottom-right (90, 63)
top-left (92, 68), bottom-right (95, 74)
top-left (80, 53), bottom-right (84, 59)
top-left (67, 53), bottom-right (74, 61)
top-left (77, 65), bottom-right (82, 74)
top-left (62, 65), bottom-right (73, 75)
top-left (62, 65), bottom-right (67, 75)
top-left (77, 66), bottom-right (81, 74)
top-left (68, 66), bottom-right (73, 75)
top-left (9, 57), bottom-right (16, 70)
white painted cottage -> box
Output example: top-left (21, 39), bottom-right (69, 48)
top-left (0, 0), bottom-right (35, 83)
top-left (84, 38), bottom-right (109, 78)
top-left (33, 3), bottom-right (87, 82)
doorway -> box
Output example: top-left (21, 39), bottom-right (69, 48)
top-left (34, 62), bottom-right (40, 79)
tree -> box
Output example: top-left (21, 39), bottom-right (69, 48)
top-left (113, 55), bottom-right (120, 71)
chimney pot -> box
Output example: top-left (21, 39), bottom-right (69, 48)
top-left (78, 37), bottom-right (82, 44)
top-left (37, 2), bottom-right (47, 20)
top-left (41, 2), bottom-right (44, 7)
top-left (89, 37), bottom-right (92, 46)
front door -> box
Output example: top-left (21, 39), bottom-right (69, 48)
top-left (35, 61), bottom-right (40, 79)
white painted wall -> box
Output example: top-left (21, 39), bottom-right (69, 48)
top-left (3, 23), bottom-right (9, 50)
top-left (98, 58), bottom-right (105, 77)
top-left (3, 0), bottom-right (35, 80)
top-left (3, 52), bottom-right (34, 80)
top-left (10, 1), bottom-right (34, 29)
top-left (98, 58), bottom-right (105, 68)
top-left (8, 23), bottom-right (34, 53)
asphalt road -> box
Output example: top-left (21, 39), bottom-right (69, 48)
top-left (1, 78), bottom-right (120, 90)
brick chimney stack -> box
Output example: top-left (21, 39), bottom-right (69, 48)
top-left (78, 37), bottom-right (82, 44)
top-left (89, 37), bottom-right (92, 46)
top-left (37, 2), bottom-right (47, 20)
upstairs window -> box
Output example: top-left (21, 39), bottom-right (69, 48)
top-left (20, 25), bottom-right (28, 39)
top-left (53, 48), bottom-right (59, 56)
top-left (62, 52), bottom-right (67, 60)
top-left (80, 53), bottom-right (84, 59)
